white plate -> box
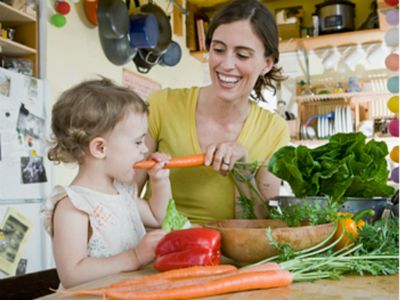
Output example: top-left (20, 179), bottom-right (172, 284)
top-left (324, 117), bottom-right (329, 138)
top-left (341, 106), bottom-right (347, 133)
top-left (317, 116), bottom-right (321, 138)
top-left (346, 106), bottom-right (353, 133)
top-left (334, 106), bottom-right (340, 133)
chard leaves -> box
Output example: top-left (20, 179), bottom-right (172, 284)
top-left (268, 133), bottom-right (395, 202)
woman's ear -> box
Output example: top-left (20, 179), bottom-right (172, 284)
top-left (89, 137), bottom-right (106, 159)
top-left (261, 57), bottom-right (274, 76)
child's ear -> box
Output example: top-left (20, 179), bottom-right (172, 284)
top-left (89, 137), bottom-right (106, 159)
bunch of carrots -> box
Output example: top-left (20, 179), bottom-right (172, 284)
top-left (60, 263), bottom-right (293, 300)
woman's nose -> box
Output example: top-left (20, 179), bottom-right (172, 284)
top-left (220, 53), bottom-right (235, 69)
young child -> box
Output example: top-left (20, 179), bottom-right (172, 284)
top-left (42, 78), bottom-right (171, 289)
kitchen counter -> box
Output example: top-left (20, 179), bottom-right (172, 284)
top-left (38, 265), bottom-right (399, 300)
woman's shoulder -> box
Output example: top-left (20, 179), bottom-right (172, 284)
top-left (148, 87), bottom-right (199, 105)
top-left (252, 102), bottom-right (287, 125)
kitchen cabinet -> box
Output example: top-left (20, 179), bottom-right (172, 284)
top-left (0, 1), bottom-right (38, 77)
top-left (184, 0), bottom-right (388, 62)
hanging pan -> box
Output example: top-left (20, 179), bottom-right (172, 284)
top-left (139, 3), bottom-right (172, 53)
top-left (99, 34), bottom-right (137, 66)
top-left (159, 40), bottom-right (182, 67)
top-left (97, 0), bottom-right (129, 39)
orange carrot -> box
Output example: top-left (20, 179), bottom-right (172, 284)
top-left (134, 154), bottom-right (206, 169)
top-left (58, 265), bottom-right (237, 297)
top-left (239, 262), bottom-right (281, 272)
top-left (107, 270), bottom-right (293, 300)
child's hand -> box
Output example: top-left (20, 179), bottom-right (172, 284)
top-left (134, 229), bottom-right (166, 266)
top-left (147, 152), bottom-right (171, 181)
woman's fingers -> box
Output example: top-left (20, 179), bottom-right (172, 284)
top-left (205, 143), bottom-right (247, 173)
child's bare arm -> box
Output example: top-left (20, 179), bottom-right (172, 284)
top-left (52, 198), bottom-right (141, 288)
top-left (136, 152), bottom-right (172, 227)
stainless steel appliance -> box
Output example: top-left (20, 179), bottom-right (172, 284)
top-left (316, 0), bottom-right (355, 34)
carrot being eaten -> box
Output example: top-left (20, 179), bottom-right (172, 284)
top-left (134, 154), bottom-right (206, 169)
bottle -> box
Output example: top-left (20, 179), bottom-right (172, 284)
top-left (312, 13), bottom-right (319, 37)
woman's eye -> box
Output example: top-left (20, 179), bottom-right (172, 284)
top-left (212, 48), bottom-right (224, 53)
top-left (135, 140), bottom-right (143, 146)
top-left (237, 53), bottom-right (250, 59)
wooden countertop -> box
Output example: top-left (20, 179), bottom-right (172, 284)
top-left (38, 265), bottom-right (399, 300)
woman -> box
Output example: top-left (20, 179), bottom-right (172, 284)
top-left (136, 0), bottom-right (290, 224)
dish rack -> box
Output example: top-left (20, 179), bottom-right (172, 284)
top-left (295, 91), bottom-right (394, 140)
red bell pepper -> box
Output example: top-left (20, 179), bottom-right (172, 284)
top-left (154, 248), bottom-right (221, 272)
top-left (154, 228), bottom-right (221, 272)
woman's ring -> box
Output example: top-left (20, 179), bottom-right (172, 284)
top-left (222, 161), bottom-right (230, 166)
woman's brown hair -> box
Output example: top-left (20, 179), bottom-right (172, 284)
top-left (48, 78), bottom-right (148, 164)
top-left (205, 0), bottom-right (286, 102)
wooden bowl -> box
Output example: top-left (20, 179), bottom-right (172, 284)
top-left (204, 219), bottom-right (335, 263)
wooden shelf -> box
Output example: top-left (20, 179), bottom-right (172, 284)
top-left (292, 136), bottom-right (399, 146)
top-left (0, 36), bottom-right (36, 55)
top-left (190, 29), bottom-right (385, 62)
top-left (0, 1), bottom-right (38, 76)
top-left (0, 1), bottom-right (35, 23)
top-left (296, 91), bottom-right (391, 103)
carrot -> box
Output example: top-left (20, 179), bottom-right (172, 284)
top-left (58, 265), bottom-right (237, 297)
top-left (134, 154), bottom-right (206, 169)
top-left (239, 262), bottom-right (281, 272)
top-left (107, 270), bottom-right (293, 300)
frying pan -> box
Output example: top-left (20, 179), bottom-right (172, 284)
top-left (133, 48), bottom-right (161, 73)
top-left (97, 0), bottom-right (129, 39)
top-left (139, 3), bottom-right (172, 53)
top-left (99, 33), bottom-right (137, 66)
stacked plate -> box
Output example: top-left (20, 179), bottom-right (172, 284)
top-left (334, 105), bottom-right (353, 134)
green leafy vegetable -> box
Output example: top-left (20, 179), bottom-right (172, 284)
top-left (269, 200), bottom-right (339, 227)
top-left (161, 199), bottom-right (191, 233)
top-left (268, 133), bottom-right (395, 202)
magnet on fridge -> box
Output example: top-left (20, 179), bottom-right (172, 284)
top-left (31, 149), bottom-right (37, 157)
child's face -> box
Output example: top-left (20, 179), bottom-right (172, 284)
top-left (104, 111), bottom-right (148, 183)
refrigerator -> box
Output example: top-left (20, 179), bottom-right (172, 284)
top-left (0, 67), bottom-right (54, 278)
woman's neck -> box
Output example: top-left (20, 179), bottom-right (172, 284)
top-left (198, 86), bottom-right (251, 124)
top-left (71, 162), bottom-right (118, 195)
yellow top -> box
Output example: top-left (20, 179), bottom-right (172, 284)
top-left (147, 87), bottom-right (289, 224)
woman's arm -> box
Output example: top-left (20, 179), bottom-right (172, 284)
top-left (53, 197), bottom-right (140, 289)
top-left (255, 165), bottom-right (281, 216)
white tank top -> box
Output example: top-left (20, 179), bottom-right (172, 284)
top-left (42, 181), bottom-right (146, 258)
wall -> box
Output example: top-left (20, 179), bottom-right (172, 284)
top-left (46, 0), bottom-right (206, 186)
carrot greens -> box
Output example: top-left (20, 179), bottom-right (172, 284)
top-left (247, 216), bottom-right (399, 280)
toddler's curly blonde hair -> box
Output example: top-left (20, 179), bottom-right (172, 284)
top-left (48, 78), bottom-right (148, 165)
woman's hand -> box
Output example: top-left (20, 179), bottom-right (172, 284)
top-left (204, 142), bottom-right (248, 175)
top-left (147, 152), bottom-right (171, 181)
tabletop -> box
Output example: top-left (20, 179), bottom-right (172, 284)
top-left (38, 265), bottom-right (399, 300)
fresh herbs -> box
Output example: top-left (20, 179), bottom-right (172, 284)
top-left (269, 200), bottom-right (339, 227)
top-left (267, 133), bottom-right (395, 203)
top-left (230, 161), bottom-right (267, 219)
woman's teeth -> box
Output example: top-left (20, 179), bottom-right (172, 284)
top-left (217, 73), bottom-right (240, 84)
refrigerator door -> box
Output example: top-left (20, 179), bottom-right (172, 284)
top-left (0, 200), bottom-right (53, 278)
